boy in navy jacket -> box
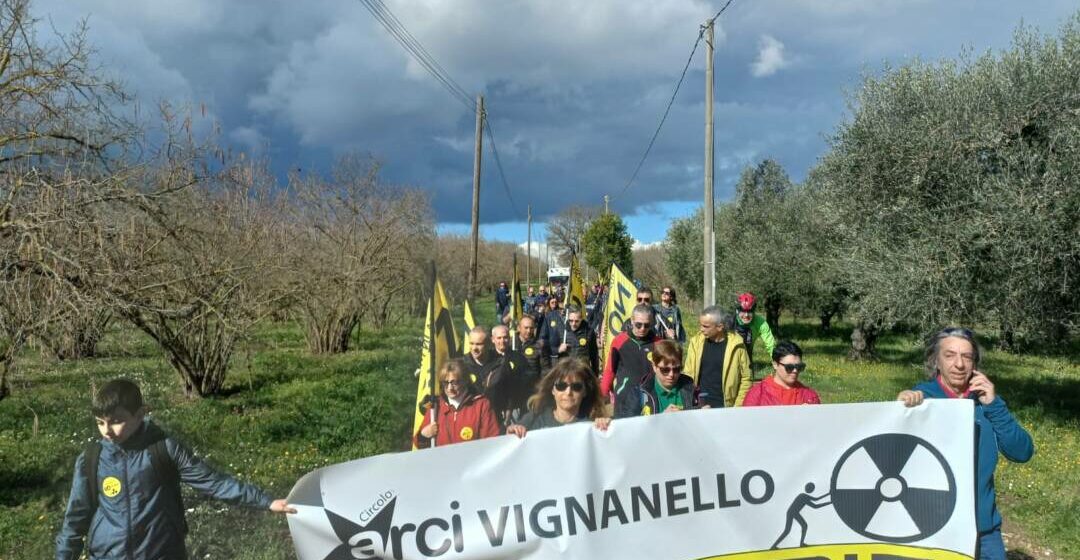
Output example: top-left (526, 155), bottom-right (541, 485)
top-left (56, 379), bottom-right (294, 559)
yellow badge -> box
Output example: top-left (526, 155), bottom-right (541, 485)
top-left (642, 405), bottom-right (652, 416)
top-left (470, 373), bottom-right (478, 384)
top-left (510, 361), bottom-right (516, 370)
top-left (525, 347), bottom-right (535, 356)
top-left (102, 476), bottom-right (122, 498)
top-left (578, 337), bottom-right (587, 346)
top-left (647, 351), bottom-right (654, 362)
top-left (550, 320), bottom-right (556, 327)
top-left (459, 426), bottom-right (474, 440)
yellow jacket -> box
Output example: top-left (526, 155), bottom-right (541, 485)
top-left (683, 331), bottom-right (751, 407)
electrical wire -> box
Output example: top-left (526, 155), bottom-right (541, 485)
top-left (483, 115), bottom-right (524, 220)
top-left (612, 0), bottom-right (738, 201)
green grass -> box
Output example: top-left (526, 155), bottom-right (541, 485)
top-left (0, 303), bottom-right (1076, 559)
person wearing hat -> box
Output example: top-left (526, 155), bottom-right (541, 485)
top-left (734, 292), bottom-right (776, 367)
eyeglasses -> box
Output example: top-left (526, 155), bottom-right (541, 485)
top-left (637, 297), bottom-right (651, 302)
top-left (662, 290), bottom-right (672, 295)
top-left (656, 365), bottom-right (682, 375)
top-left (554, 381), bottom-right (585, 393)
top-left (631, 321), bottom-right (651, 329)
top-left (442, 379), bottom-right (463, 387)
top-left (780, 363), bottom-right (806, 374)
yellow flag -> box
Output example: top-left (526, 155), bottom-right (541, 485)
top-left (563, 252), bottom-right (587, 313)
top-left (413, 278), bottom-right (458, 450)
top-left (601, 263), bottom-right (636, 368)
top-left (462, 299), bottom-right (475, 353)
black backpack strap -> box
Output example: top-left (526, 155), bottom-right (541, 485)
top-left (84, 442), bottom-right (102, 512)
top-left (147, 433), bottom-right (188, 534)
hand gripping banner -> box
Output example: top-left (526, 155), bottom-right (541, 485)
top-left (287, 400), bottom-right (976, 560)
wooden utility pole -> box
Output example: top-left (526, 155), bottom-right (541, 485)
top-left (467, 95), bottom-right (484, 301)
top-left (703, 21), bottom-right (716, 307)
top-left (604, 194), bottom-right (610, 214)
top-left (526, 205), bottom-right (532, 290)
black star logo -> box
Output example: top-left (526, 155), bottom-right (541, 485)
top-left (320, 497), bottom-right (398, 559)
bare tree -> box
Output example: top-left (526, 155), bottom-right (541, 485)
top-left (545, 205), bottom-right (599, 265)
top-left (286, 154), bottom-right (433, 354)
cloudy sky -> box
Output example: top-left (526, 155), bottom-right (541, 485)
top-left (34, 0), bottom-right (1078, 245)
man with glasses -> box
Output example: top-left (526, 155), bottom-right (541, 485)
top-left (600, 304), bottom-right (660, 399)
top-left (683, 306), bottom-right (752, 408)
top-left (615, 340), bottom-right (700, 417)
top-left (550, 306), bottom-right (598, 373)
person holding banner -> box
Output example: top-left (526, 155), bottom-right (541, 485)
top-left (743, 341), bottom-right (821, 407)
top-left (600, 304), bottom-right (661, 399)
top-left (897, 327), bottom-right (1033, 560)
top-left (655, 286), bottom-right (686, 342)
top-left (506, 359), bottom-right (610, 437)
top-left (552, 307), bottom-right (599, 373)
top-left (683, 306), bottom-right (752, 408)
top-left (615, 340), bottom-right (702, 417)
top-left (415, 360), bottom-right (501, 448)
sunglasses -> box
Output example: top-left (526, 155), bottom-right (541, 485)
top-left (780, 363), bottom-right (807, 374)
top-left (442, 379), bottom-right (463, 387)
top-left (637, 297), bottom-right (651, 302)
top-left (662, 291), bottom-right (672, 295)
top-left (631, 321), bottom-right (651, 329)
top-left (554, 381), bottom-right (585, 393)
top-left (656, 365), bottom-right (682, 375)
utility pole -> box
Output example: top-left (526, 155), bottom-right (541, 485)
top-left (703, 20), bottom-right (716, 307)
top-left (604, 194), bottom-right (610, 214)
top-left (467, 95), bottom-right (484, 301)
top-left (526, 205), bottom-right (532, 290)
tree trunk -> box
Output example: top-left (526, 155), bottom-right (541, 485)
top-left (303, 309), bottom-right (359, 354)
top-left (819, 310), bottom-right (834, 333)
top-left (849, 321), bottom-right (879, 360)
top-left (997, 321), bottom-right (1018, 352)
top-left (764, 298), bottom-right (782, 335)
top-left (46, 311), bottom-right (111, 360)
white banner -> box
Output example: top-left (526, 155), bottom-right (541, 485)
top-left (286, 401), bottom-right (975, 560)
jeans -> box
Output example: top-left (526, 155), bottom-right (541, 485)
top-left (977, 528), bottom-right (1006, 560)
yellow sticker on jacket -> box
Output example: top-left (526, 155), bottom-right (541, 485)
top-left (525, 347), bottom-right (535, 356)
top-left (102, 476), bottom-right (122, 498)
top-left (459, 426), bottom-right (474, 440)
top-left (550, 320), bottom-right (556, 327)
top-left (578, 337), bottom-right (587, 346)
top-left (642, 405), bottom-right (652, 416)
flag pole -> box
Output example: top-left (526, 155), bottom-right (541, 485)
top-left (428, 262), bottom-right (438, 447)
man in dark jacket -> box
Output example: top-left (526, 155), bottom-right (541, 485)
top-left (600, 304), bottom-right (660, 399)
top-left (549, 307), bottom-right (598, 373)
top-left (56, 380), bottom-right (293, 560)
top-left (490, 325), bottom-right (531, 424)
top-left (538, 296), bottom-right (562, 361)
top-left (516, 315), bottom-right (548, 380)
top-left (495, 281), bottom-right (510, 319)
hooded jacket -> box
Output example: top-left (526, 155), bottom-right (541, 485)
top-left (414, 392), bottom-right (502, 448)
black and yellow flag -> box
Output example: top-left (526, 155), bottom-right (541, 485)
top-left (462, 299), bottom-right (476, 354)
top-left (509, 254), bottom-right (523, 347)
top-left (413, 277), bottom-right (457, 449)
top-left (563, 252), bottom-right (587, 313)
top-left (601, 262), bottom-right (636, 368)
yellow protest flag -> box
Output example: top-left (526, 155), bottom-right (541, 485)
top-left (601, 262), bottom-right (636, 368)
top-left (563, 252), bottom-right (587, 313)
top-left (413, 278), bottom-right (458, 450)
top-left (462, 299), bottom-right (476, 353)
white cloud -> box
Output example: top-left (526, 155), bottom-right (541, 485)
top-left (750, 34), bottom-right (789, 77)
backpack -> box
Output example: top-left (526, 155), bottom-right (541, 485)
top-left (84, 427), bottom-right (188, 534)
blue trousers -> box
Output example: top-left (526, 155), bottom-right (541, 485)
top-left (977, 529), bottom-right (1006, 560)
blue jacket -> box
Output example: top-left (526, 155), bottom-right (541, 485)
top-left (914, 378), bottom-right (1034, 533)
top-left (56, 421), bottom-right (271, 560)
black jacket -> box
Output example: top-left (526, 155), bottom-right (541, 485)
top-left (615, 374), bottom-right (700, 418)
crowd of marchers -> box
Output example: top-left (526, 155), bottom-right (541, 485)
top-left (419, 282), bottom-right (1034, 560)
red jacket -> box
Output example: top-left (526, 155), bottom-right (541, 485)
top-left (414, 393), bottom-right (501, 448)
top-left (742, 375), bottom-right (821, 407)
top-left (600, 331), bottom-right (658, 398)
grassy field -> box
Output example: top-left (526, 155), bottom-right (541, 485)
top-left (0, 299), bottom-right (1077, 559)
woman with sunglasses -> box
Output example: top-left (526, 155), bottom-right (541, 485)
top-left (898, 327), bottom-right (1032, 560)
top-left (743, 341), bottom-right (821, 406)
top-left (655, 286), bottom-right (686, 342)
top-left (506, 358), bottom-right (610, 437)
top-left (615, 340), bottom-right (701, 418)
top-left (415, 359), bottom-right (502, 448)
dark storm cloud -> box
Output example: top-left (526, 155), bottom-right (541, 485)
top-left (31, 0), bottom-right (1079, 228)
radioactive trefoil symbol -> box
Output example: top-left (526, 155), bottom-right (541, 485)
top-left (830, 433), bottom-right (956, 543)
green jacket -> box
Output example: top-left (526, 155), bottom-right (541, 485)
top-left (683, 331), bottom-right (752, 407)
top-left (734, 313), bottom-right (776, 360)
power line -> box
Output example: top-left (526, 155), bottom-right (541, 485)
top-left (483, 115), bottom-right (524, 220)
top-left (612, 0), bottom-right (738, 201)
